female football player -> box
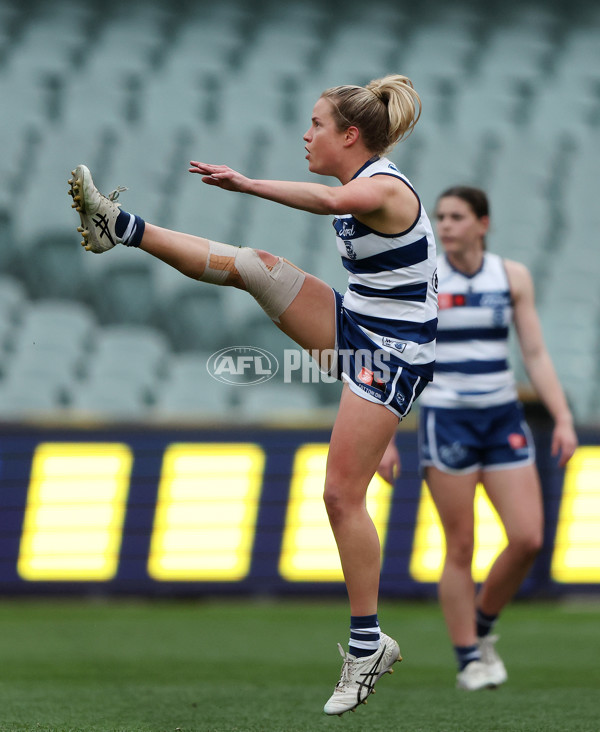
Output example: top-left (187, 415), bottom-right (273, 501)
top-left (378, 185), bottom-right (577, 690)
top-left (68, 74), bottom-right (438, 714)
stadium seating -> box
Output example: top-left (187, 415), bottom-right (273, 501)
top-left (152, 350), bottom-right (237, 420)
top-left (0, 274), bottom-right (26, 321)
top-left (236, 381), bottom-right (321, 421)
top-left (0, 0), bottom-right (598, 422)
top-left (68, 375), bottom-right (151, 419)
top-left (0, 375), bottom-right (64, 416)
top-left (15, 299), bottom-right (96, 357)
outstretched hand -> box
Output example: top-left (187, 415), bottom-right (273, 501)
top-left (189, 162), bottom-right (251, 193)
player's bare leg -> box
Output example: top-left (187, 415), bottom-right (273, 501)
top-left (479, 465), bottom-right (543, 614)
top-left (323, 387), bottom-right (402, 714)
top-left (471, 464), bottom-right (543, 688)
top-left (69, 164), bottom-right (337, 356)
top-left (426, 467), bottom-right (500, 690)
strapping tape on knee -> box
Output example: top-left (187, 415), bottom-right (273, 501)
top-left (199, 241), bottom-right (305, 321)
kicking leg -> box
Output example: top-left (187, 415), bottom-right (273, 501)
top-left (69, 164), bottom-right (337, 355)
top-left (140, 223), bottom-right (338, 355)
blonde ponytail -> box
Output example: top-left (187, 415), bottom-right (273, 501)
top-left (321, 74), bottom-right (421, 155)
top-left (366, 75), bottom-right (421, 145)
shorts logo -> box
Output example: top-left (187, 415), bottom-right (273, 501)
top-left (508, 433), bottom-right (527, 450)
top-left (439, 442), bottom-right (468, 466)
top-left (357, 383), bottom-right (385, 400)
top-left (357, 367), bottom-right (374, 385)
top-left (382, 337), bottom-right (407, 353)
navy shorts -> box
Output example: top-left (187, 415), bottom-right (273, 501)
top-left (330, 290), bottom-right (429, 420)
top-left (419, 401), bottom-right (536, 474)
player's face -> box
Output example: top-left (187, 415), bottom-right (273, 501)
top-left (303, 97), bottom-right (348, 176)
top-left (435, 196), bottom-right (489, 254)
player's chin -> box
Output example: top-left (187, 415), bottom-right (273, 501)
top-left (441, 239), bottom-right (461, 252)
top-left (306, 158), bottom-right (324, 175)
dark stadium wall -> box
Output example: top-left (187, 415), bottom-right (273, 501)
top-left (0, 424), bottom-right (598, 596)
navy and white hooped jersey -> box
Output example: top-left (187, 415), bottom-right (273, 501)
top-left (333, 156), bottom-right (438, 380)
top-left (419, 252), bottom-right (518, 409)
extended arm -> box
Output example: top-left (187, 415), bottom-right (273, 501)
top-left (506, 259), bottom-right (578, 466)
top-left (189, 162), bottom-right (418, 228)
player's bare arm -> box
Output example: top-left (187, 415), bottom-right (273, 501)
top-left (190, 162), bottom-right (418, 231)
top-left (506, 259), bottom-right (577, 465)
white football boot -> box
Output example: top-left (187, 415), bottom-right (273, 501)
top-left (456, 659), bottom-right (499, 690)
top-left (323, 632), bottom-right (401, 716)
top-left (68, 164), bottom-right (128, 253)
top-left (478, 634), bottom-right (508, 686)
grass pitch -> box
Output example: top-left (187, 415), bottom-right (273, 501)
top-left (0, 597), bottom-right (597, 732)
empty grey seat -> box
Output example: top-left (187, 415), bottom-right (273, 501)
top-left (164, 351), bottom-right (214, 383)
top-left (87, 259), bottom-right (157, 326)
top-left (153, 380), bottom-right (234, 420)
top-left (82, 324), bottom-right (169, 395)
top-left (16, 298), bottom-right (96, 356)
top-left (0, 274), bottom-right (27, 321)
top-left (237, 382), bottom-right (319, 422)
top-left (3, 343), bottom-right (83, 394)
top-left (153, 352), bottom-right (236, 419)
top-left (68, 375), bottom-right (150, 419)
top-left (0, 208), bottom-right (17, 272)
top-left (90, 323), bottom-right (168, 359)
top-left (157, 283), bottom-right (231, 352)
top-left (0, 375), bottom-right (64, 418)
top-left (82, 357), bottom-right (162, 401)
top-left (0, 317), bottom-right (16, 365)
top-left (22, 231), bottom-right (87, 300)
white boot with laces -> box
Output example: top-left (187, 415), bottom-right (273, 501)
top-left (323, 632), bottom-right (401, 716)
top-left (456, 659), bottom-right (499, 690)
top-left (478, 634), bottom-right (508, 686)
top-left (68, 164), bottom-right (128, 253)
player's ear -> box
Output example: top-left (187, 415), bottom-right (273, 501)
top-left (478, 215), bottom-right (490, 237)
top-left (344, 126), bottom-right (360, 146)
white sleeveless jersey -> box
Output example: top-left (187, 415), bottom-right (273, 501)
top-left (419, 251), bottom-right (518, 408)
top-left (334, 156), bottom-right (438, 380)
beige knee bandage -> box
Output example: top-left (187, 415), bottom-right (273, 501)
top-left (199, 241), bottom-right (306, 322)
top-left (199, 240), bottom-right (239, 285)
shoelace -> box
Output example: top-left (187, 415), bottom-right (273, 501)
top-left (107, 185), bottom-right (128, 202)
top-left (335, 643), bottom-right (354, 688)
top-left (479, 635), bottom-right (499, 663)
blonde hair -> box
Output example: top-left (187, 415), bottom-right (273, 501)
top-left (321, 74), bottom-right (421, 155)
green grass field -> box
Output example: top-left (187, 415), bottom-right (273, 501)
top-left (0, 597), bottom-right (598, 732)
